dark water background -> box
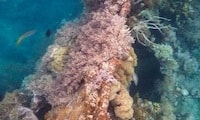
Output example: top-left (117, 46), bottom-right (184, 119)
top-left (0, 0), bottom-right (83, 98)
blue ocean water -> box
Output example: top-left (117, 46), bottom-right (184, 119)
top-left (0, 0), bottom-right (83, 97)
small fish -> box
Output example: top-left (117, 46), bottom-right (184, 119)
top-left (45, 29), bottom-right (51, 38)
top-left (16, 30), bottom-right (36, 45)
top-left (132, 73), bottom-right (138, 86)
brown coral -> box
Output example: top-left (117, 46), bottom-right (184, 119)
top-left (111, 86), bottom-right (134, 120)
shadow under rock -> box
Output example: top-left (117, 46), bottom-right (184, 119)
top-left (130, 41), bottom-right (163, 102)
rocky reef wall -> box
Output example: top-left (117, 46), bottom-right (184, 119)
top-left (1, 0), bottom-right (200, 120)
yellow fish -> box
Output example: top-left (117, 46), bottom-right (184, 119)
top-left (16, 30), bottom-right (36, 45)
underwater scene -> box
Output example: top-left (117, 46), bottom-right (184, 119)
top-left (0, 0), bottom-right (200, 120)
top-left (0, 0), bottom-right (83, 98)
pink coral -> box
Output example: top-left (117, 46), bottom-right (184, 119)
top-left (55, 0), bottom-right (134, 96)
top-left (26, 0), bottom-right (137, 119)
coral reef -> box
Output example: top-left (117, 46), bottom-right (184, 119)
top-left (5, 0), bottom-right (138, 119)
top-left (128, 0), bottom-right (200, 119)
top-left (0, 90), bottom-right (36, 120)
top-left (1, 0), bottom-right (200, 120)
top-left (41, 0), bottom-right (137, 119)
top-left (9, 106), bottom-right (38, 120)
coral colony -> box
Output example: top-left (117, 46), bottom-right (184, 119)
top-left (1, 0), bottom-right (200, 120)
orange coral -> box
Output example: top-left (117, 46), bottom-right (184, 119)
top-left (113, 48), bottom-right (137, 87)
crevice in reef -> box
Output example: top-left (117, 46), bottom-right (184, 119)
top-left (130, 41), bottom-right (162, 102)
top-left (35, 103), bottom-right (52, 120)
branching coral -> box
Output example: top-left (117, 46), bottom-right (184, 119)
top-left (129, 15), bottom-right (170, 46)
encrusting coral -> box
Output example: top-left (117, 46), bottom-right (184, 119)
top-left (0, 90), bottom-right (37, 120)
top-left (0, 92), bottom-right (20, 120)
top-left (50, 46), bottom-right (68, 72)
top-left (44, 0), bottom-right (136, 119)
top-left (24, 0), bottom-right (137, 119)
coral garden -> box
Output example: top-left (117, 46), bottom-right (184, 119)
top-left (0, 0), bottom-right (200, 120)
